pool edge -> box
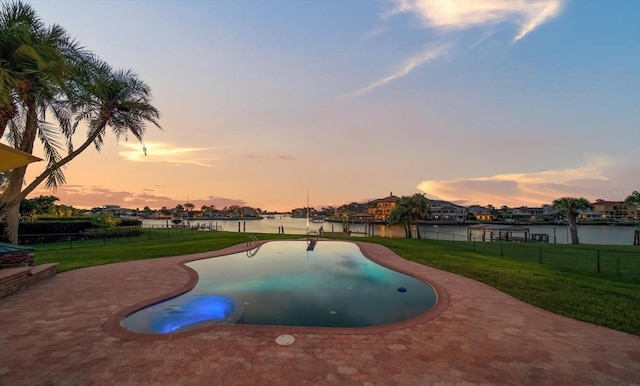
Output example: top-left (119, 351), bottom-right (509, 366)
top-left (102, 239), bottom-right (450, 341)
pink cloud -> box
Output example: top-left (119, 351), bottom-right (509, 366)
top-left (418, 159), bottom-right (639, 206)
top-left (28, 185), bottom-right (245, 210)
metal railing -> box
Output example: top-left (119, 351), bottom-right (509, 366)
top-left (246, 235), bottom-right (261, 257)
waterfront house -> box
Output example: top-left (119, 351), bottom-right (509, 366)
top-left (467, 205), bottom-right (495, 222)
top-left (577, 209), bottom-right (607, 222)
top-left (367, 193), bottom-right (400, 222)
top-left (428, 200), bottom-right (468, 222)
top-left (591, 199), bottom-right (638, 223)
top-left (512, 206), bottom-right (545, 222)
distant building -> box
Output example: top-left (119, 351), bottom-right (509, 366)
top-left (367, 192), bottom-right (400, 222)
top-left (591, 199), bottom-right (637, 223)
top-left (241, 206), bottom-right (258, 217)
top-left (577, 209), bottom-right (607, 222)
top-left (291, 208), bottom-right (314, 218)
top-left (512, 206), bottom-right (545, 222)
top-left (102, 205), bottom-right (125, 215)
top-left (427, 200), bottom-right (467, 222)
top-left (467, 205), bottom-right (495, 222)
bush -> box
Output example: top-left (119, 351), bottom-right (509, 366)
top-left (19, 221), bottom-right (94, 234)
top-left (117, 219), bottom-right (142, 227)
top-left (0, 218), bottom-right (142, 244)
top-left (82, 226), bottom-right (143, 239)
top-left (34, 216), bottom-right (91, 222)
top-left (14, 221), bottom-right (95, 244)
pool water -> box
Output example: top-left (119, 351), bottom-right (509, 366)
top-left (122, 240), bottom-right (437, 333)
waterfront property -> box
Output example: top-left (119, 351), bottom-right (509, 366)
top-left (427, 200), bottom-right (468, 222)
top-left (367, 192), bottom-right (400, 222)
top-left (591, 199), bottom-right (638, 223)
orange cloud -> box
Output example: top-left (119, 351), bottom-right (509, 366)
top-left (118, 142), bottom-right (219, 167)
top-left (29, 185), bottom-right (245, 210)
top-left (417, 159), bottom-right (638, 206)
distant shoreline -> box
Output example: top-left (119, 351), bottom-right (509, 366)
top-left (324, 218), bottom-right (638, 227)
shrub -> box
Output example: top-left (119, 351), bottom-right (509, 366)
top-left (117, 219), bottom-right (142, 227)
top-left (82, 226), bottom-right (143, 239)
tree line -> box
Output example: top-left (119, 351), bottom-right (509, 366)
top-left (387, 192), bottom-right (640, 245)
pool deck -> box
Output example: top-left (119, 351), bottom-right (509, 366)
top-left (1, 240), bottom-right (639, 385)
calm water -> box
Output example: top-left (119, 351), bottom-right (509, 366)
top-left (122, 240), bottom-right (436, 333)
top-left (143, 217), bottom-right (637, 245)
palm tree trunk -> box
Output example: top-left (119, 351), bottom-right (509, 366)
top-left (0, 102), bottom-right (38, 244)
top-left (0, 116), bottom-right (106, 244)
top-left (1, 201), bottom-right (20, 243)
top-left (0, 167), bottom-right (25, 243)
top-left (415, 222), bottom-right (421, 239)
top-left (0, 103), bottom-right (17, 138)
top-left (568, 214), bottom-right (580, 244)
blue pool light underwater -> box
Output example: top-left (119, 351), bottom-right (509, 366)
top-left (123, 295), bottom-right (244, 334)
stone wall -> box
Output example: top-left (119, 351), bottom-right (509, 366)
top-left (0, 251), bottom-right (34, 268)
top-left (0, 264), bottom-right (58, 298)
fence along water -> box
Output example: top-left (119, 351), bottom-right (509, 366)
top-left (424, 229), bottom-right (640, 280)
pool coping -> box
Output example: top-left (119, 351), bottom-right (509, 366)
top-left (103, 239), bottom-right (450, 341)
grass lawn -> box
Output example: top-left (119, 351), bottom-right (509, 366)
top-left (33, 229), bottom-right (640, 336)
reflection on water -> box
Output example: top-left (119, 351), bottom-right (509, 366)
top-left (188, 241), bottom-right (436, 327)
top-left (143, 217), bottom-right (637, 245)
top-left (123, 240), bottom-right (436, 332)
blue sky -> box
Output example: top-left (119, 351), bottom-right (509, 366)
top-left (17, 0), bottom-right (640, 211)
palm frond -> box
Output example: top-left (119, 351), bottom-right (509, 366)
top-left (37, 122), bottom-right (66, 189)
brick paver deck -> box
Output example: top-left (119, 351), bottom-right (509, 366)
top-left (1, 240), bottom-right (638, 385)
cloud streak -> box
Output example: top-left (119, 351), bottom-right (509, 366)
top-left (416, 158), bottom-right (638, 206)
top-left (243, 154), bottom-right (297, 161)
top-left (342, 1), bottom-right (563, 100)
top-left (339, 44), bottom-right (450, 99)
top-left (388, 0), bottom-right (564, 42)
top-left (118, 142), bottom-right (218, 167)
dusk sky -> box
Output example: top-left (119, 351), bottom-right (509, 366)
top-left (14, 0), bottom-right (640, 211)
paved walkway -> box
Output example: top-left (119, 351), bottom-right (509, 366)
top-left (1, 240), bottom-right (639, 385)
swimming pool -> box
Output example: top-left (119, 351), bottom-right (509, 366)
top-left (122, 240), bottom-right (437, 333)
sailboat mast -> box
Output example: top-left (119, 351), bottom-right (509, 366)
top-left (306, 189), bottom-right (309, 235)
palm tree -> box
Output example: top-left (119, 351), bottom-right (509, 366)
top-left (408, 193), bottom-right (429, 239)
top-left (0, 1), bottom-right (82, 243)
top-left (0, 1), bottom-right (68, 136)
top-left (388, 197), bottom-right (412, 238)
top-left (552, 197), bottom-right (592, 244)
top-left (624, 191), bottom-right (640, 245)
top-left (1, 57), bottom-right (161, 243)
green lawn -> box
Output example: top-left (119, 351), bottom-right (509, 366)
top-left (33, 229), bottom-right (640, 336)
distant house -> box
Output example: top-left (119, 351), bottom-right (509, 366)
top-left (102, 205), bottom-right (125, 216)
top-left (367, 192), bottom-right (400, 222)
top-left (467, 205), bottom-right (495, 222)
top-left (542, 204), bottom-right (559, 218)
top-left (577, 209), bottom-right (607, 222)
top-left (512, 206), bottom-right (545, 222)
top-left (427, 200), bottom-right (467, 222)
top-left (241, 207), bottom-right (259, 217)
top-left (591, 199), bottom-right (638, 223)
top-left (292, 208), bottom-right (313, 218)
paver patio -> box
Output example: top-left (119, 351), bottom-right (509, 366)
top-left (0, 240), bottom-right (639, 385)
